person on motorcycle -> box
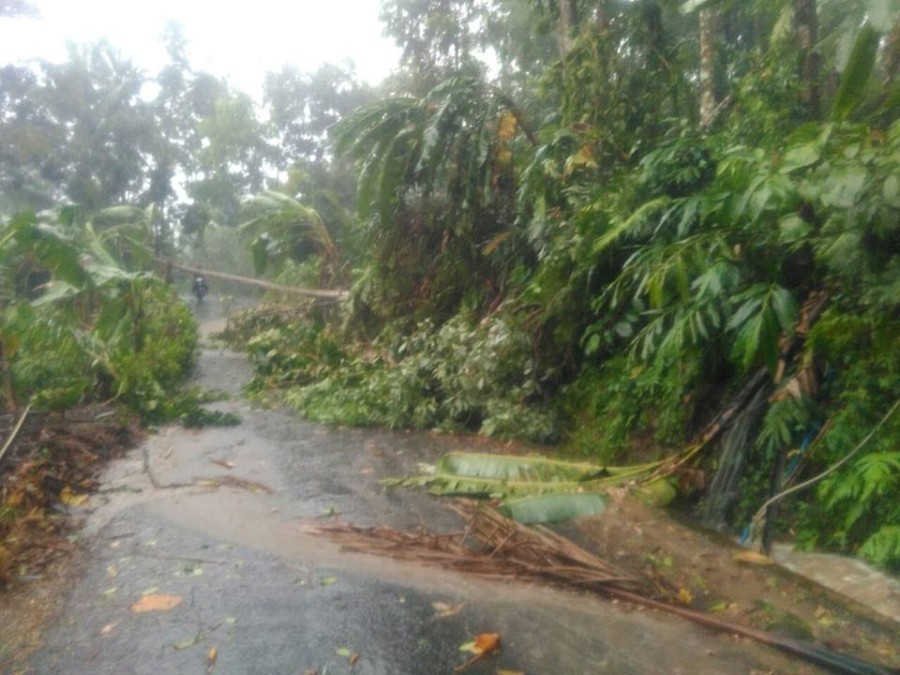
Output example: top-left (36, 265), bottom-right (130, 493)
top-left (192, 275), bottom-right (208, 303)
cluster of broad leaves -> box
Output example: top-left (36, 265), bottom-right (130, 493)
top-left (214, 2), bottom-right (900, 568)
top-left (4, 0), bottom-right (895, 567)
top-left (0, 209), bottom-right (202, 422)
top-left (314, 5), bottom-right (897, 567)
top-left (585, 120), bottom-right (900, 567)
top-left (225, 306), bottom-right (557, 442)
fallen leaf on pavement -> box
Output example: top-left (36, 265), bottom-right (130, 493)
top-left (320, 576), bottom-right (338, 586)
top-left (432, 601), bottom-right (464, 618)
top-left (677, 587), bottom-right (693, 605)
top-left (455, 633), bottom-right (501, 672)
top-left (173, 631), bottom-right (204, 650)
top-left (206, 646), bottom-right (218, 673)
top-left (210, 459), bottom-right (235, 469)
top-left (131, 594), bottom-right (183, 612)
top-left (473, 633), bottom-right (500, 655)
top-left (99, 622), bottom-right (119, 636)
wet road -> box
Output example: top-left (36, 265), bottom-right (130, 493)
top-left (26, 311), bottom-right (822, 674)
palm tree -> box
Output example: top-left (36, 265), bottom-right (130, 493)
top-left (239, 191), bottom-right (337, 278)
top-left (334, 76), bottom-right (535, 319)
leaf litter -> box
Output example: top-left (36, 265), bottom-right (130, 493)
top-left (306, 500), bottom-right (899, 675)
top-left (0, 404), bottom-right (141, 587)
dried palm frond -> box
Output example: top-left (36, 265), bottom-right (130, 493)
top-left (306, 501), bottom-right (652, 595)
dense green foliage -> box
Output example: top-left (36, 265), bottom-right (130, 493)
top-left (0, 210), bottom-right (208, 423)
top-left (312, 0), bottom-right (899, 568)
top-left (3, 0), bottom-right (899, 567)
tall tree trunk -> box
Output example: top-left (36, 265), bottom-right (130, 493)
top-left (699, 9), bottom-right (718, 129)
top-left (0, 340), bottom-right (17, 412)
top-left (793, 0), bottom-right (820, 118)
top-left (594, 1), bottom-right (609, 32)
top-left (883, 16), bottom-right (900, 89)
top-left (557, 0), bottom-right (578, 58)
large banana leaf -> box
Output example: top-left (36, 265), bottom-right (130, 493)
top-left (385, 452), bottom-right (667, 504)
top-left (436, 451), bottom-right (607, 482)
top-left (384, 473), bottom-right (596, 498)
top-left (831, 23), bottom-right (880, 122)
top-left (500, 493), bottom-right (608, 524)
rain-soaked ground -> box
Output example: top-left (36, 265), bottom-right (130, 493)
top-left (18, 298), bottom-right (897, 674)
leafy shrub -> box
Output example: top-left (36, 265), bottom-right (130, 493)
top-left (559, 356), bottom-right (691, 463)
top-left (9, 277), bottom-right (199, 420)
top-left (222, 303), bottom-right (347, 390)
top-left (280, 314), bottom-right (557, 442)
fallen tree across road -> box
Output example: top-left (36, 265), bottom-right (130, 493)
top-left (157, 258), bottom-right (349, 301)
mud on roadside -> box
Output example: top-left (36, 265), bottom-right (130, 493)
top-left (563, 492), bottom-right (900, 671)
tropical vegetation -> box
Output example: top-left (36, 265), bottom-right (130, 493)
top-left (1, 0), bottom-right (898, 568)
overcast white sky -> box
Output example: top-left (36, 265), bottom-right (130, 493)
top-left (0, 0), bottom-right (401, 96)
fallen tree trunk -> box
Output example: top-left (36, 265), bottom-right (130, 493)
top-left (158, 258), bottom-right (349, 301)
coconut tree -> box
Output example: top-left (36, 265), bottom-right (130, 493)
top-left (334, 76), bottom-right (535, 320)
top-left (238, 191), bottom-right (337, 281)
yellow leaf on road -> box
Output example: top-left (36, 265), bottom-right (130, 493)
top-left (131, 594), bottom-right (183, 612)
top-left (677, 587), bottom-right (694, 605)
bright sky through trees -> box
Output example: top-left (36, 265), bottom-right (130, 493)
top-left (0, 0), bottom-right (400, 95)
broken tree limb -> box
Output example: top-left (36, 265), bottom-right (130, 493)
top-left (655, 290), bottom-right (830, 483)
top-left (155, 257), bottom-right (349, 301)
top-left (603, 587), bottom-right (893, 675)
top-left (750, 396), bottom-right (900, 536)
top-left (0, 403), bottom-right (32, 466)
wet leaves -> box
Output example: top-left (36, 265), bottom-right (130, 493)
top-left (473, 633), bottom-right (501, 655)
top-left (194, 475), bottom-right (274, 493)
top-left (335, 646), bottom-right (360, 664)
top-left (432, 601), bottom-right (464, 618)
top-left (173, 631), bottom-right (204, 651)
top-left (130, 593), bottom-right (183, 612)
top-left (99, 622), bottom-right (119, 636)
top-left (456, 632), bottom-right (501, 671)
top-left (0, 405), bottom-right (140, 586)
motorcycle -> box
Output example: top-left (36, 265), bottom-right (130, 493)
top-left (191, 276), bottom-right (208, 304)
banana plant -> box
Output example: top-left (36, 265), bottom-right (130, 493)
top-left (384, 451), bottom-right (674, 523)
top-left (239, 190), bottom-right (336, 276)
top-left (334, 75), bottom-right (532, 236)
